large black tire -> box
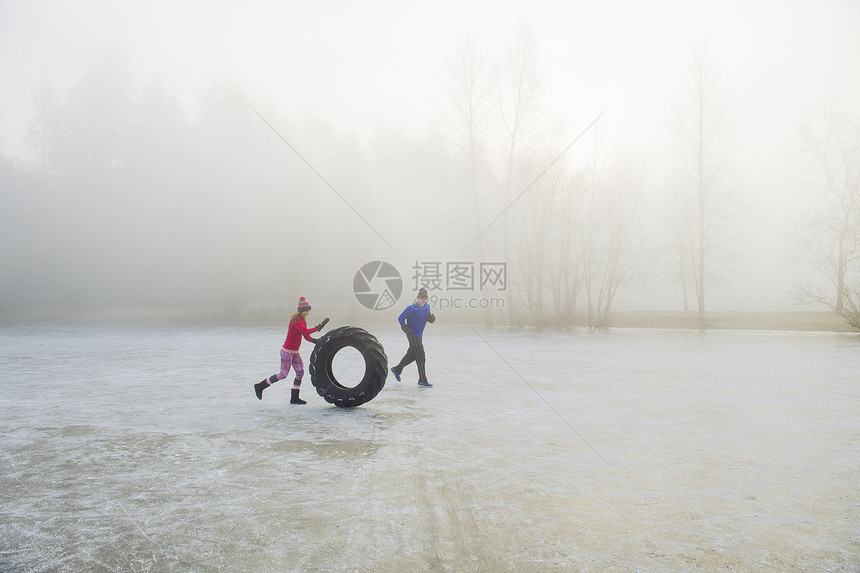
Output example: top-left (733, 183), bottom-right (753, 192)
top-left (309, 326), bottom-right (388, 408)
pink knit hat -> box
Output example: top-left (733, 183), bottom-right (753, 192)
top-left (297, 296), bottom-right (311, 312)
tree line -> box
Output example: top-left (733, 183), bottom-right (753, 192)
top-left (1, 30), bottom-right (858, 328)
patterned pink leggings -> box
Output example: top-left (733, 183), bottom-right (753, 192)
top-left (269, 348), bottom-right (304, 389)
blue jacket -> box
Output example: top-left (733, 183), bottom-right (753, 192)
top-left (398, 302), bottom-right (431, 337)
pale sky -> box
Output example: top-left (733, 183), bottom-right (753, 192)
top-left (2, 0), bottom-right (858, 157)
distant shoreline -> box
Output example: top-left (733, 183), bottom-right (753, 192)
top-left (601, 311), bottom-right (857, 332)
top-left (1, 308), bottom-right (857, 333)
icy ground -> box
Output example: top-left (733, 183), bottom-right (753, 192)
top-left (1, 323), bottom-right (858, 571)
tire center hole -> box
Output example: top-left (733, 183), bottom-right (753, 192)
top-left (331, 346), bottom-right (367, 389)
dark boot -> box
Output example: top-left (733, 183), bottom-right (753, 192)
top-left (290, 388), bottom-right (306, 405)
top-left (254, 379), bottom-right (270, 400)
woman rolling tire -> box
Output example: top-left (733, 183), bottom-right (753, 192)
top-left (309, 326), bottom-right (388, 408)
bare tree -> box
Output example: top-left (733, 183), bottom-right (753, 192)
top-left (498, 21), bottom-right (547, 201)
top-left (437, 31), bottom-right (496, 243)
top-left (667, 40), bottom-right (734, 328)
top-left (512, 160), bottom-right (565, 327)
top-left (546, 168), bottom-right (586, 326)
top-left (599, 167), bottom-right (639, 326)
top-left (581, 129), bottom-right (606, 327)
top-left (25, 77), bottom-right (65, 177)
top-left (497, 21), bottom-right (553, 323)
top-left (580, 131), bottom-right (639, 328)
top-left (798, 108), bottom-right (860, 328)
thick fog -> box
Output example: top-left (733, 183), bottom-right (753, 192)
top-left (1, 0), bottom-right (860, 321)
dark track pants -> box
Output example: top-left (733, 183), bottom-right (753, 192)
top-left (393, 334), bottom-right (428, 384)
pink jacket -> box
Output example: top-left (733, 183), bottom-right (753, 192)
top-left (283, 317), bottom-right (318, 351)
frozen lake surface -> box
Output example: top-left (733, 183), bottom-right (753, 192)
top-left (1, 323), bottom-right (858, 571)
